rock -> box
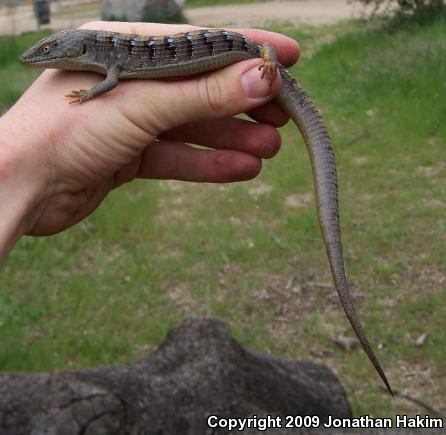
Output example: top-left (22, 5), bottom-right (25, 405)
top-left (101, 0), bottom-right (185, 23)
top-left (0, 317), bottom-right (351, 434)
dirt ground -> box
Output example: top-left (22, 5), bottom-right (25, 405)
top-left (0, 0), bottom-right (369, 36)
top-left (187, 0), bottom-right (369, 28)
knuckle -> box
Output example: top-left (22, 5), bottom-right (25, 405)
top-left (197, 74), bottom-right (226, 116)
top-left (205, 153), bottom-right (235, 182)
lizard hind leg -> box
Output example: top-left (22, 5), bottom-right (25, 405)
top-left (258, 43), bottom-right (279, 87)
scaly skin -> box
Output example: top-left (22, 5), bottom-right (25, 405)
top-left (21, 29), bottom-right (393, 394)
top-left (277, 66), bottom-right (392, 395)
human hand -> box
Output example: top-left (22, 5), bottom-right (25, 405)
top-left (0, 21), bottom-right (299, 261)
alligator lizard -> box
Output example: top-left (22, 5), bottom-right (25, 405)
top-left (21, 28), bottom-right (393, 395)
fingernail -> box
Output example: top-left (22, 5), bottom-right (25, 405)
top-left (241, 66), bottom-right (271, 99)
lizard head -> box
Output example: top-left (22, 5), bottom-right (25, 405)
top-left (20, 30), bottom-right (90, 69)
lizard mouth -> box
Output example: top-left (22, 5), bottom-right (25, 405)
top-left (20, 54), bottom-right (63, 65)
top-left (20, 54), bottom-right (80, 67)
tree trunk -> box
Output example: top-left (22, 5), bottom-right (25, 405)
top-left (0, 317), bottom-right (351, 434)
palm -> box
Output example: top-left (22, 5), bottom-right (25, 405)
top-left (14, 23), bottom-right (296, 236)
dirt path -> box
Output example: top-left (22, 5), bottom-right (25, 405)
top-left (187, 0), bottom-right (368, 28)
top-left (0, 0), bottom-right (368, 36)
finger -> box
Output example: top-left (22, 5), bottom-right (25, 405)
top-left (160, 118), bottom-right (281, 159)
top-left (120, 58), bottom-right (282, 134)
top-left (81, 21), bottom-right (299, 67)
top-left (247, 100), bottom-right (289, 127)
top-left (137, 140), bottom-right (262, 183)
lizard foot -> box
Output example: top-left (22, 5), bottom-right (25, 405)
top-left (258, 43), bottom-right (278, 87)
top-left (65, 89), bottom-right (88, 104)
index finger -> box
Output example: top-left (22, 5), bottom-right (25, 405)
top-left (79, 21), bottom-right (300, 68)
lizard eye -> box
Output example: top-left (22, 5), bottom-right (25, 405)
top-left (40, 43), bottom-right (53, 54)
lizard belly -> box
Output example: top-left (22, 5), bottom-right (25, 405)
top-left (119, 51), bottom-right (255, 79)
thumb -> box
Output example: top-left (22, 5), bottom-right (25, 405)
top-left (126, 58), bottom-right (282, 133)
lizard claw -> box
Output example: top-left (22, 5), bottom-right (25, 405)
top-left (258, 61), bottom-right (277, 86)
top-left (65, 89), bottom-right (88, 104)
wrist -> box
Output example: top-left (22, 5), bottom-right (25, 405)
top-left (0, 114), bottom-right (50, 265)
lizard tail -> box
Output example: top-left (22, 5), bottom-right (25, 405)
top-left (277, 66), bottom-right (393, 396)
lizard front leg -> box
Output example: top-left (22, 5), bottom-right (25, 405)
top-left (66, 64), bottom-right (121, 104)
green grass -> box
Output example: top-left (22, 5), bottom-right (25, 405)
top-left (1, 17), bottom-right (445, 418)
top-left (0, 30), bottom-right (50, 111)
